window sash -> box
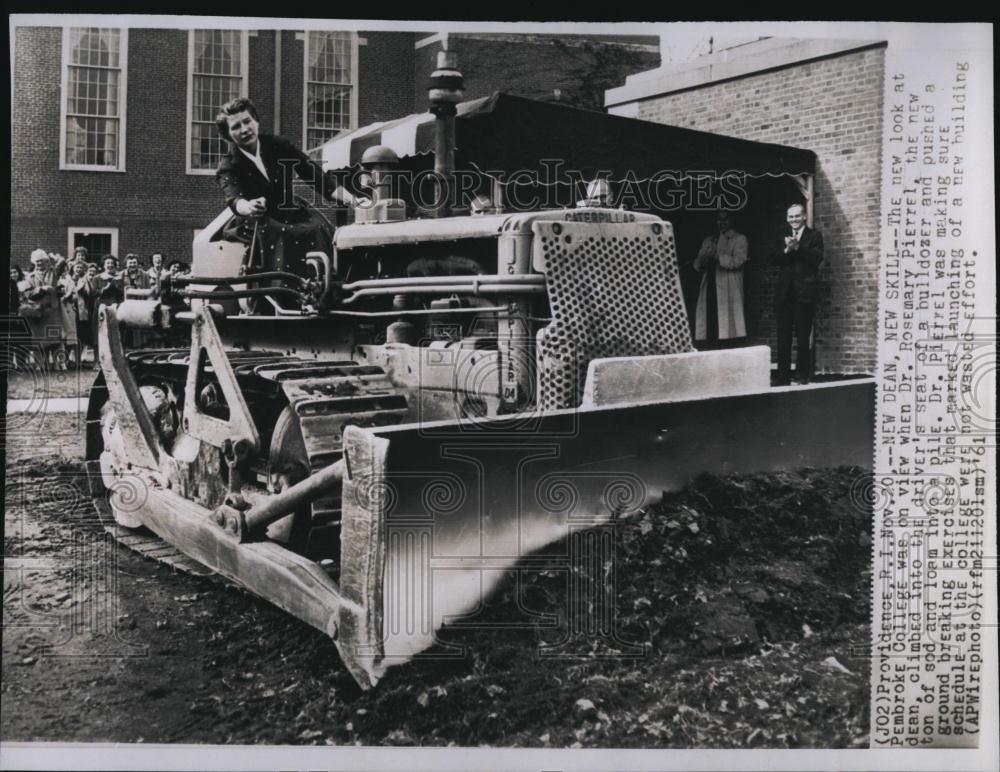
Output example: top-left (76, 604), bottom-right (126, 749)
top-left (62, 27), bottom-right (126, 170)
top-left (188, 30), bottom-right (246, 173)
top-left (192, 29), bottom-right (243, 75)
top-left (68, 28), bottom-right (121, 68)
top-left (304, 31), bottom-right (355, 151)
top-left (65, 117), bottom-right (120, 167)
top-left (66, 66), bottom-right (120, 117)
top-left (307, 30), bottom-right (351, 84)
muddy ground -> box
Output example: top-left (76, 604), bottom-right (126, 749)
top-left (4, 367), bottom-right (96, 401)
top-left (3, 370), bottom-right (89, 462)
top-left (3, 442), bottom-right (872, 747)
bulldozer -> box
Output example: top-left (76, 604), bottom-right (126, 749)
top-left (85, 53), bottom-right (874, 689)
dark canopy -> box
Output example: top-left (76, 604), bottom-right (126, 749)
top-left (321, 92), bottom-right (816, 180)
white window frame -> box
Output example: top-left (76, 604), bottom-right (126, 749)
top-left (67, 226), bottom-right (119, 259)
top-left (59, 27), bottom-right (128, 172)
top-left (302, 30), bottom-right (359, 152)
top-left (186, 29), bottom-right (249, 176)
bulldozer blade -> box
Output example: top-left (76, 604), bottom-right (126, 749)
top-left (338, 379), bottom-right (874, 686)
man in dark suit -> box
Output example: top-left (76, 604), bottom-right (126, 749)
top-left (214, 97), bottom-right (360, 276)
top-left (772, 203), bottom-right (823, 385)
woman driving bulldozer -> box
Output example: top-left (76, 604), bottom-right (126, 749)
top-left (214, 97), bottom-right (363, 276)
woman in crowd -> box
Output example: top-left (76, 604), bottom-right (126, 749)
top-left (83, 263), bottom-right (104, 366)
top-left (9, 265), bottom-right (24, 312)
top-left (146, 252), bottom-right (167, 285)
top-left (73, 262), bottom-right (101, 368)
top-left (21, 249), bottom-right (68, 369)
top-left (57, 261), bottom-right (83, 365)
top-left (122, 254), bottom-right (149, 292)
top-left (97, 255), bottom-right (124, 306)
top-left (120, 254), bottom-right (149, 348)
top-left (8, 265), bottom-right (26, 370)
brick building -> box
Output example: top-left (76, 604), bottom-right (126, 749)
top-left (606, 38), bottom-right (886, 375)
top-left (10, 22), bottom-right (658, 270)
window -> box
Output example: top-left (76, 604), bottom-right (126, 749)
top-left (187, 29), bottom-right (247, 174)
top-left (304, 31), bottom-right (357, 152)
top-left (68, 227), bottom-right (119, 259)
top-left (61, 28), bottom-right (127, 171)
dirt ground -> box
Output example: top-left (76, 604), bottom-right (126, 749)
top-left (4, 410), bottom-right (86, 463)
top-left (3, 444), bottom-right (872, 747)
top-left (4, 366), bottom-right (97, 401)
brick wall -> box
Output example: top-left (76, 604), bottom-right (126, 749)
top-left (358, 32), bottom-right (416, 124)
top-left (632, 47), bottom-right (885, 374)
top-left (11, 27), bottom-right (227, 268)
top-left (248, 31), bottom-right (277, 139)
top-left (277, 30), bottom-right (303, 146)
top-left (414, 43), bottom-right (439, 111)
top-left (11, 26), bottom-right (63, 267)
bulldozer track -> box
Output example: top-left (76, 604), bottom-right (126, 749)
top-left (92, 493), bottom-right (218, 577)
top-left (91, 347), bottom-right (410, 573)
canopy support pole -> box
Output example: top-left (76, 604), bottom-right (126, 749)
top-left (273, 32), bottom-right (282, 135)
top-left (793, 174), bottom-right (815, 226)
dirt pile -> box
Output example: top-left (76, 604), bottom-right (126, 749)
top-left (345, 465), bottom-right (873, 748)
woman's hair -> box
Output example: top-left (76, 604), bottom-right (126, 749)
top-left (216, 97), bottom-right (260, 141)
top-left (11, 265), bottom-right (24, 279)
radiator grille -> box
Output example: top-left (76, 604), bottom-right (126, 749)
top-left (533, 220), bottom-right (692, 410)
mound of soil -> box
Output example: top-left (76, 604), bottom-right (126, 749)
top-left (2, 461), bottom-right (871, 747)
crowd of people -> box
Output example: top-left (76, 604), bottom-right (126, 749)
top-left (9, 246), bottom-right (190, 370)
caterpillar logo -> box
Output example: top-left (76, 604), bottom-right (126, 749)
top-left (563, 210), bottom-right (637, 224)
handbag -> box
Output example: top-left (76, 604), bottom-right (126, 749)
top-left (18, 301), bottom-right (42, 319)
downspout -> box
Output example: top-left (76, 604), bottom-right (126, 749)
top-left (805, 174), bottom-right (814, 227)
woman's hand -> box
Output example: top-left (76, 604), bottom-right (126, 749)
top-left (235, 197), bottom-right (267, 218)
top-left (330, 183), bottom-right (370, 209)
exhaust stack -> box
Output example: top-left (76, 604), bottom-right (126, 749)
top-left (428, 50), bottom-right (464, 217)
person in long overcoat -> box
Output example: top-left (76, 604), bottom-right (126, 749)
top-left (21, 249), bottom-right (68, 369)
top-left (693, 212), bottom-right (749, 349)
